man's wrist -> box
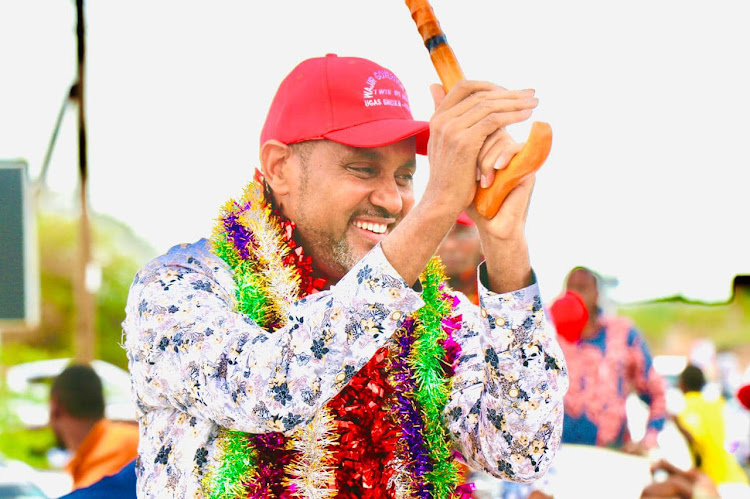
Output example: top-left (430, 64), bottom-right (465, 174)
top-left (416, 190), bottom-right (464, 223)
top-left (481, 237), bottom-right (532, 293)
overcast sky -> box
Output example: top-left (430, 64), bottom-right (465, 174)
top-left (2, 0), bottom-right (748, 304)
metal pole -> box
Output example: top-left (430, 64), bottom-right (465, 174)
top-left (73, 0), bottom-right (95, 363)
top-left (36, 87), bottom-right (74, 196)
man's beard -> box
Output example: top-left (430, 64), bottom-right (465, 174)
top-left (293, 208), bottom-right (395, 281)
top-left (330, 236), bottom-right (359, 275)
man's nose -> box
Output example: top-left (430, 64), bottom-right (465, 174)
top-left (369, 177), bottom-right (403, 215)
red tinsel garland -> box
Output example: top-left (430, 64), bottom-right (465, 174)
top-left (255, 169), bottom-right (328, 296)
top-left (328, 348), bottom-right (401, 498)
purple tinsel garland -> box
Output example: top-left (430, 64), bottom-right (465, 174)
top-left (244, 432), bottom-right (294, 498)
top-left (391, 317), bottom-right (434, 498)
top-left (223, 211), bottom-right (254, 259)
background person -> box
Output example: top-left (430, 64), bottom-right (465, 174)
top-left (437, 211), bottom-right (483, 304)
top-left (49, 364), bottom-right (139, 491)
top-left (674, 364), bottom-right (749, 487)
top-left (557, 266), bottom-right (666, 454)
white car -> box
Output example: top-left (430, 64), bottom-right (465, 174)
top-left (5, 358), bottom-right (136, 429)
top-left (0, 458), bottom-right (63, 498)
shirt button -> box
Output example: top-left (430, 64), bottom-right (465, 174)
top-left (390, 310), bottom-right (402, 321)
top-left (508, 388), bottom-right (519, 398)
top-left (496, 317), bottom-right (506, 327)
top-left (336, 372), bottom-right (346, 382)
top-left (480, 308), bottom-right (488, 318)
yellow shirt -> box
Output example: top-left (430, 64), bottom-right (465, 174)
top-left (678, 392), bottom-right (748, 485)
top-left (66, 419), bottom-right (139, 490)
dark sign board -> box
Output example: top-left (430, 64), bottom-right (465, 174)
top-left (0, 160), bottom-right (39, 328)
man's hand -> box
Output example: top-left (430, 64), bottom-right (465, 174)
top-left (421, 80), bottom-right (537, 218)
top-left (466, 173), bottom-right (535, 293)
top-left (420, 80), bottom-right (540, 294)
top-left (382, 80), bottom-right (537, 287)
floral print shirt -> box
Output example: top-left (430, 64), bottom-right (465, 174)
top-left (123, 239), bottom-right (568, 497)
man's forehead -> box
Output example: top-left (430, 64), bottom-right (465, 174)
top-left (326, 139), bottom-right (417, 166)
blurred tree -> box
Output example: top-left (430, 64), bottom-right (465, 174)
top-left (617, 288), bottom-right (750, 361)
top-left (9, 208), bottom-right (156, 369)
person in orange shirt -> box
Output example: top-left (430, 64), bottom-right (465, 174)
top-left (49, 364), bottom-right (139, 490)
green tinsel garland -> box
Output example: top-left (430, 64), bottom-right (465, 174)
top-left (203, 430), bottom-right (258, 498)
top-left (412, 258), bottom-right (461, 498)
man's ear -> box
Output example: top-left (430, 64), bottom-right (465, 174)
top-left (260, 140), bottom-right (294, 196)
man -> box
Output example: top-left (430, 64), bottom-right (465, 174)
top-left (558, 266), bottom-right (666, 454)
top-left (674, 364), bottom-right (749, 486)
top-left (437, 212), bottom-right (483, 304)
top-left (124, 54), bottom-right (568, 497)
top-left (49, 364), bottom-right (139, 490)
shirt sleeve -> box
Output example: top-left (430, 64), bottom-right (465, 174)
top-left (627, 328), bottom-right (667, 447)
top-left (444, 264), bottom-right (569, 483)
top-left (124, 242), bottom-right (423, 435)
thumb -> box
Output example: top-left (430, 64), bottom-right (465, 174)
top-left (429, 83), bottom-right (447, 110)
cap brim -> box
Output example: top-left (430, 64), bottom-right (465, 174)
top-left (456, 211), bottom-right (475, 226)
top-left (323, 119), bottom-right (430, 155)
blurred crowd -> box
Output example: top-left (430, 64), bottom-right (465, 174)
top-left (436, 215), bottom-right (750, 499)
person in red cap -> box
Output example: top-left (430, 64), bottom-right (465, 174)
top-left (554, 266), bottom-right (666, 456)
top-left (437, 212), bottom-right (483, 304)
top-left (123, 54), bottom-right (568, 497)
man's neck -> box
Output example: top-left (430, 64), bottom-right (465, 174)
top-left (581, 315), bottom-right (602, 340)
top-left (66, 418), bottom-right (100, 454)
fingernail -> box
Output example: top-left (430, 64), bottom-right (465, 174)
top-left (481, 173), bottom-right (495, 188)
top-left (494, 156), bottom-right (506, 170)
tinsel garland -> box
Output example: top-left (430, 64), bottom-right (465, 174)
top-left (284, 408), bottom-right (339, 498)
top-left (328, 348), bottom-right (400, 498)
top-left (206, 177), bottom-right (473, 497)
top-left (208, 179), bottom-right (335, 497)
top-left (245, 433), bottom-right (294, 498)
top-left (411, 260), bottom-right (462, 499)
top-left (388, 317), bottom-right (433, 498)
top-left (202, 430), bottom-right (258, 498)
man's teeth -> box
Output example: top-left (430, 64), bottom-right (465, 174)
top-left (354, 221), bottom-right (387, 234)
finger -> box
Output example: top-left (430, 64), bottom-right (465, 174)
top-left (471, 174), bottom-right (535, 238)
top-left (501, 173), bottom-right (536, 221)
top-left (467, 107), bottom-right (535, 141)
top-left (477, 132), bottom-right (524, 188)
top-left (434, 80), bottom-right (505, 113)
top-left (441, 96), bottom-right (537, 144)
top-left (488, 174), bottom-right (536, 229)
top-left (436, 87), bottom-right (536, 121)
top-left (429, 83), bottom-right (447, 110)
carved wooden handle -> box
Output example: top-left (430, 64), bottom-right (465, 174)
top-left (405, 0), bottom-right (553, 218)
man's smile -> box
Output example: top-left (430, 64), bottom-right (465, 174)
top-left (350, 217), bottom-right (395, 244)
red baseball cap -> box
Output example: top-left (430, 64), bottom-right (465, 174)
top-left (456, 211), bottom-right (475, 226)
top-left (548, 290), bottom-right (589, 343)
top-left (261, 54), bottom-right (430, 154)
top-left (738, 384), bottom-right (750, 411)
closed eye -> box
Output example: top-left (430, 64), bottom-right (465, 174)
top-left (346, 164), bottom-right (377, 177)
top-left (396, 172), bottom-right (414, 186)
